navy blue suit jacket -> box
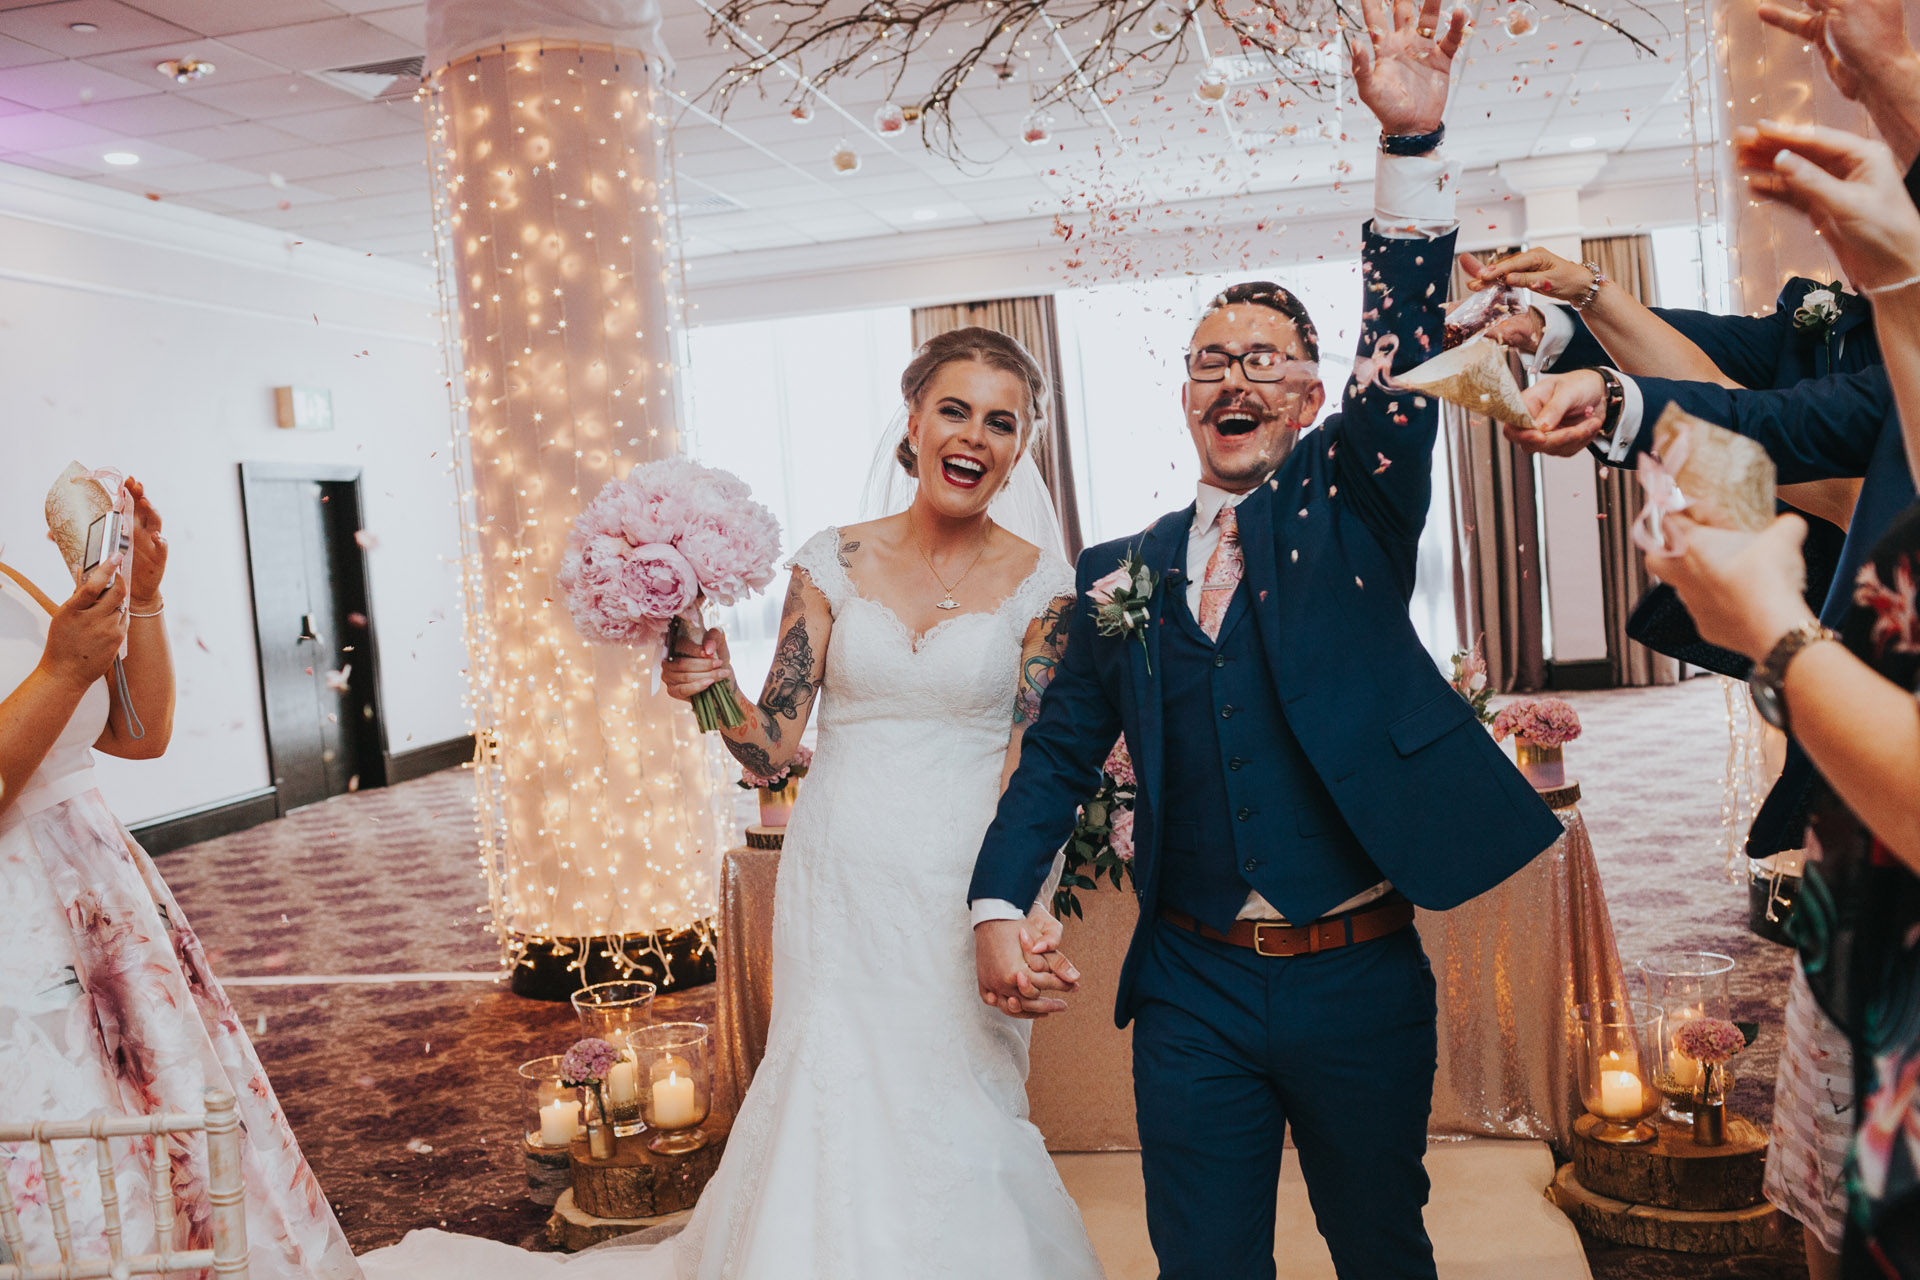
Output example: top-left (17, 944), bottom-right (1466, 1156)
top-left (1552, 278), bottom-right (1880, 384)
top-left (969, 226), bottom-right (1564, 1026)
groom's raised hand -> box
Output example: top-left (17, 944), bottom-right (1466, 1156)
top-left (975, 919), bottom-right (1077, 1019)
top-left (1349, 0), bottom-right (1468, 136)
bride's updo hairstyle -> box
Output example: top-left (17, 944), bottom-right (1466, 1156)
top-left (895, 327), bottom-right (1049, 476)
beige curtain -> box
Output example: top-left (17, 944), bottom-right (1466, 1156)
top-left (1445, 253), bottom-right (1546, 692)
top-left (1581, 235), bottom-right (1680, 688)
top-left (911, 296), bottom-right (1084, 559)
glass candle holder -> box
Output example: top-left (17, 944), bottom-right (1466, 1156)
top-left (1637, 951), bottom-right (1733, 1122)
top-left (518, 1055), bottom-right (583, 1150)
top-left (631, 1022), bottom-right (712, 1154)
top-left (572, 982), bottom-right (657, 1137)
top-left (1576, 1000), bottom-right (1663, 1145)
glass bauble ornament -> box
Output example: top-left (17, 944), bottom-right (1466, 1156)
top-left (1194, 65), bottom-right (1229, 102)
top-left (875, 102), bottom-right (906, 134)
top-left (831, 141), bottom-right (860, 173)
top-left (1020, 110), bottom-right (1053, 146)
top-left (1503, 2), bottom-right (1539, 37)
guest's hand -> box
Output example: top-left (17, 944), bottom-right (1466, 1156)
top-left (1757, 0), bottom-right (1915, 107)
top-left (1484, 307), bottom-right (1547, 355)
top-left (1468, 247), bottom-right (1595, 303)
top-left (975, 918), bottom-right (1071, 1020)
top-left (1643, 515), bottom-right (1818, 662)
top-left (660, 627), bottom-right (735, 703)
top-left (41, 558), bottom-right (128, 690)
top-left (1507, 369), bottom-right (1609, 456)
top-left (124, 476), bottom-right (167, 611)
top-left (1350, 0), bottom-right (1468, 138)
top-left (1737, 122), bottom-right (1920, 291)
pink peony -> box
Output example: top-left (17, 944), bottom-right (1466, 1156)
top-left (1088, 567), bottom-right (1132, 606)
top-left (1109, 808), bottom-right (1135, 862)
top-left (1491, 697), bottom-right (1582, 746)
top-left (1104, 737), bottom-right (1136, 787)
top-left (676, 504), bottom-right (782, 607)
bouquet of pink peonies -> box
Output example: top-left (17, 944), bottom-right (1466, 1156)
top-left (560, 457), bottom-right (782, 732)
top-left (1490, 697), bottom-right (1582, 746)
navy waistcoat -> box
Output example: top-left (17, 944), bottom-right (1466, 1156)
top-left (1155, 535), bottom-right (1385, 934)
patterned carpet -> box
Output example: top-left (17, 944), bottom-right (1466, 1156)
top-left (156, 675), bottom-right (1809, 1275)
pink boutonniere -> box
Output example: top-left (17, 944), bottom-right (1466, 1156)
top-left (1091, 550), bottom-right (1158, 674)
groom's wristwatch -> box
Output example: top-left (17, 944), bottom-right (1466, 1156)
top-left (1748, 619), bottom-right (1839, 733)
top-left (1379, 123), bottom-right (1445, 156)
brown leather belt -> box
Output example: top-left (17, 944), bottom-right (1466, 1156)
top-left (1159, 896), bottom-right (1414, 957)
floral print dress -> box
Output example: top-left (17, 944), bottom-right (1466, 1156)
top-left (1792, 499), bottom-right (1920, 1277)
top-left (0, 574), bottom-right (358, 1280)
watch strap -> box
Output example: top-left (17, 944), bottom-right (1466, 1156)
top-left (1379, 123), bottom-right (1445, 155)
top-left (1750, 620), bottom-right (1840, 732)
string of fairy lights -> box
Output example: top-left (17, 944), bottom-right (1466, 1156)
top-left (421, 42), bottom-right (732, 980)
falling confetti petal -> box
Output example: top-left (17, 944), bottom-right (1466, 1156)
top-left (354, 531), bottom-right (379, 550)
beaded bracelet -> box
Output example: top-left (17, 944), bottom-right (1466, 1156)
top-left (1571, 263), bottom-right (1608, 312)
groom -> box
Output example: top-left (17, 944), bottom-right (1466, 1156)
top-left (970, 2), bottom-right (1562, 1275)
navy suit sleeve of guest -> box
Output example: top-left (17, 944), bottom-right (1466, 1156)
top-left (1628, 366), bottom-right (1893, 482)
top-left (1327, 221), bottom-right (1459, 547)
top-left (967, 555), bottom-right (1123, 911)
top-left (1549, 301), bottom-right (1791, 390)
top-left (1907, 155), bottom-right (1920, 210)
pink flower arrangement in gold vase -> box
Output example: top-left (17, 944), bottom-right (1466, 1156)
top-left (1491, 697), bottom-right (1582, 789)
top-left (738, 745), bottom-right (813, 828)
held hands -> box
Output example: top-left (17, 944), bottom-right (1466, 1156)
top-left (1737, 122), bottom-right (1920, 293)
top-left (1643, 515), bottom-right (1818, 662)
top-left (1507, 369), bottom-right (1609, 456)
top-left (125, 476), bottom-right (167, 610)
top-left (43, 557), bottom-right (128, 690)
top-left (661, 626), bottom-right (735, 703)
top-left (1350, 0), bottom-right (1468, 137)
top-left (974, 914), bottom-right (1080, 1020)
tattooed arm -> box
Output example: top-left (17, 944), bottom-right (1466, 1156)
top-left (1000, 594), bottom-right (1074, 794)
top-left (660, 567), bottom-right (832, 778)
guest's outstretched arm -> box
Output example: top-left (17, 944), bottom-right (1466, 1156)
top-left (660, 567), bottom-right (831, 778)
top-left (1759, 0), bottom-right (1920, 168)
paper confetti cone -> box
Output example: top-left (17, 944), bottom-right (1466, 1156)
top-left (1395, 335), bottom-right (1533, 429)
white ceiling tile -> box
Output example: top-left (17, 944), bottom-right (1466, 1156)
top-left (189, 178), bottom-right (330, 210)
top-left (328, 126), bottom-right (421, 165)
top-left (78, 37), bottom-right (291, 87)
top-left (0, 33), bottom-right (60, 69)
top-left (269, 98), bottom-right (415, 143)
top-left (107, 156), bottom-right (262, 190)
top-left (148, 118), bottom-right (301, 158)
top-left (296, 161), bottom-right (420, 196)
top-left (183, 70), bottom-right (364, 117)
top-left (0, 108), bottom-right (116, 150)
top-left (226, 140), bottom-right (362, 178)
top-left (0, 57), bottom-right (157, 107)
top-left (219, 16), bottom-right (416, 72)
top-left (0, 151), bottom-right (90, 176)
top-left (34, 132), bottom-right (197, 169)
top-left (55, 89), bottom-right (232, 131)
top-left (355, 4), bottom-right (421, 45)
top-left (121, 0), bottom-right (346, 38)
top-left (0, 1), bottom-right (195, 56)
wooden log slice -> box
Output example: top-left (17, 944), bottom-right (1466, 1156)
top-left (1551, 1165), bottom-right (1779, 1255)
top-left (544, 1189), bottom-right (693, 1252)
top-left (569, 1119), bottom-right (731, 1220)
top-left (1537, 781), bottom-right (1582, 811)
top-left (521, 1138), bottom-right (572, 1208)
top-left (745, 826), bottom-right (785, 850)
top-left (1571, 1112), bottom-right (1768, 1212)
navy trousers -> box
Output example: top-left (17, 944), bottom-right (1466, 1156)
top-left (1131, 916), bottom-right (1440, 1280)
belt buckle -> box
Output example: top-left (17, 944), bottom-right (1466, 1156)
top-left (1252, 922), bottom-right (1294, 958)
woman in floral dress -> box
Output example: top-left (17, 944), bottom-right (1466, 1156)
top-left (0, 477), bottom-right (357, 1280)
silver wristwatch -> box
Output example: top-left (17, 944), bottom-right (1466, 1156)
top-left (1748, 619), bottom-right (1839, 733)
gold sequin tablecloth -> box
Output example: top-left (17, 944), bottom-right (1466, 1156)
top-left (1416, 801), bottom-right (1629, 1151)
top-left (714, 845), bottom-right (781, 1121)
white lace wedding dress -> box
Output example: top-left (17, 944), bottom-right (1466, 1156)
top-left (361, 528), bottom-right (1104, 1280)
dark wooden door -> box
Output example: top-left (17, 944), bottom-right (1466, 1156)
top-left (239, 464), bottom-right (388, 814)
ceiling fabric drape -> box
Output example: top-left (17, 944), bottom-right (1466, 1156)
top-left (1581, 234), bottom-right (1680, 689)
top-left (911, 296), bottom-right (1086, 561)
top-left (1443, 253), bottom-right (1546, 693)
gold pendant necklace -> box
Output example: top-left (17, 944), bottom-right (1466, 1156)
top-left (915, 524), bottom-right (990, 610)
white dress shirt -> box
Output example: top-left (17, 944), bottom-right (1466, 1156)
top-left (1531, 301), bottom-right (1648, 462)
top-left (970, 148), bottom-right (1453, 930)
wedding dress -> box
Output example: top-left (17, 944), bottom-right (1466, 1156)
top-left (361, 527), bottom-right (1105, 1280)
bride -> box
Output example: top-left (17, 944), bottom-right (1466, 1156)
top-left (361, 326), bottom-right (1105, 1279)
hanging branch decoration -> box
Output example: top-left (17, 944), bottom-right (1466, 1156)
top-left (703, 0), bottom-right (1665, 158)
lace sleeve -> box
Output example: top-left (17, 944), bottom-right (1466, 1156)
top-left (785, 527), bottom-right (854, 614)
top-left (1018, 555), bottom-right (1078, 622)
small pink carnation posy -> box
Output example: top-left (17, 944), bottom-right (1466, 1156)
top-left (1490, 696), bottom-right (1581, 790)
top-left (1673, 1017), bottom-right (1748, 1066)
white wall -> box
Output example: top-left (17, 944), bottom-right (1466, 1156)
top-left (0, 163), bottom-right (464, 826)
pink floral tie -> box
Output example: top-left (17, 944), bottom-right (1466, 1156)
top-left (1198, 504), bottom-right (1244, 641)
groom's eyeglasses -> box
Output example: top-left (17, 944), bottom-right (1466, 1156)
top-left (1186, 348), bottom-right (1320, 387)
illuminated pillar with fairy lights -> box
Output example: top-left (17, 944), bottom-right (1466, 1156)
top-left (425, 29), bottom-right (729, 993)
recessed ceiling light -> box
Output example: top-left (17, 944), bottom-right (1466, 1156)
top-left (103, 151), bottom-right (139, 166)
top-left (1569, 136), bottom-right (1598, 150)
top-left (157, 58), bottom-right (215, 83)
top-left (911, 208), bottom-right (938, 221)
top-left (69, 21), bottom-right (98, 32)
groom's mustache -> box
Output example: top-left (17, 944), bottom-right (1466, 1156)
top-left (1205, 396), bottom-right (1272, 435)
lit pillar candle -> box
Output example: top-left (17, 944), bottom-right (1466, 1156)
top-left (607, 1059), bottom-right (640, 1106)
top-left (1669, 1051), bottom-right (1701, 1089)
top-left (1598, 1066), bottom-right (1644, 1118)
top-left (652, 1070), bottom-right (697, 1128)
top-left (539, 1099), bottom-right (577, 1147)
